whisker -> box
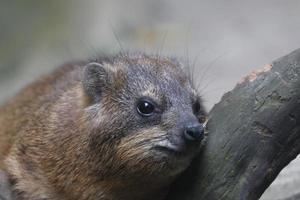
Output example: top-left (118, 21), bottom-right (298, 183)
top-left (156, 30), bottom-right (169, 59)
top-left (109, 21), bottom-right (126, 56)
top-left (197, 51), bottom-right (229, 86)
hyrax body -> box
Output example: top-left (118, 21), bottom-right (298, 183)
top-left (0, 53), bottom-right (206, 200)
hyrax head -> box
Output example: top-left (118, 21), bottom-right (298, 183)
top-left (82, 53), bottom-right (206, 179)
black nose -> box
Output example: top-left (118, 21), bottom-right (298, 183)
top-left (184, 124), bottom-right (205, 141)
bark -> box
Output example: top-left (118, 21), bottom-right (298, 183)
top-left (166, 48), bottom-right (300, 200)
top-left (1, 49), bottom-right (300, 200)
top-left (280, 193), bottom-right (300, 200)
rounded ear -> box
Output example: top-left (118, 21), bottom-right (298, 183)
top-left (82, 62), bottom-right (112, 103)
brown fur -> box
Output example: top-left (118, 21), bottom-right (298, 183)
top-left (0, 53), bottom-right (206, 200)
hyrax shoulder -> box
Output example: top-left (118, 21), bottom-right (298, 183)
top-left (0, 53), bottom-right (206, 200)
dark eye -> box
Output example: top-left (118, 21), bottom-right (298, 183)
top-left (193, 100), bottom-right (201, 115)
top-left (137, 99), bottom-right (155, 116)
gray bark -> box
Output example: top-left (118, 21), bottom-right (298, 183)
top-left (166, 48), bottom-right (300, 200)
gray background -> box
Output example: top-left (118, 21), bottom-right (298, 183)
top-left (0, 0), bottom-right (299, 199)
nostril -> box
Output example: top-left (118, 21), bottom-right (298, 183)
top-left (184, 124), bottom-right (205, 141)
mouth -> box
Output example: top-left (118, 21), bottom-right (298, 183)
top-left (150, 141), bottom-right (201, 173)
top-left (154, 146), bottom-right (187, 156)
top-left (153, 142), bottom-right (190, 157)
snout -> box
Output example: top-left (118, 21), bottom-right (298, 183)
top-left (160, 121), bottom-right (205, 154)
top-left (184, 123), bottom-right (205, 141)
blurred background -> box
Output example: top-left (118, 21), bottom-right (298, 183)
top-left (0, 0), bottom-right (299, 199)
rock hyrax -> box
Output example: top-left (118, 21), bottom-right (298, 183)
top-left (0, 53), bottom-right (206, 200)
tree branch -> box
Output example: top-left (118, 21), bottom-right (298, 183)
top-left (166, 49), bottom-right (300, 200)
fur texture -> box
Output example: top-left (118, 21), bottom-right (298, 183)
top-left (0, 53), bottom-right (206, 200)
